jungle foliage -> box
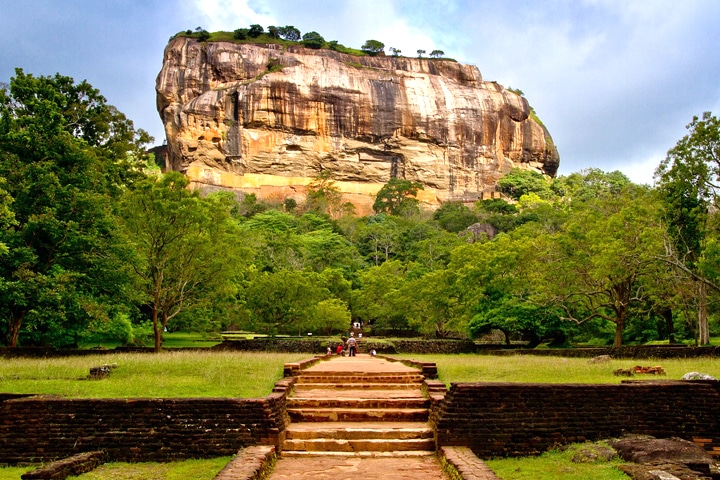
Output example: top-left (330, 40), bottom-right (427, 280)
top-left (1, 69), bottom-right (719, 350)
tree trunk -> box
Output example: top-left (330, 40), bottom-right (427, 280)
top-left (661, 307), bottom-right (675, 344)
top-left (613, 315), bottom-right (625, 348)
top-left (7, 311), bottom-right (25, 348)
top-left (152, 307), bottom-right (162, 353)
top-left (698, 281), bottom-right (709, 346)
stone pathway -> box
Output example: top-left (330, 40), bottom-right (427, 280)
top-left (217, 354), bottom-right (500, 480)
top-left (267, 354), bottom-right (448, 479)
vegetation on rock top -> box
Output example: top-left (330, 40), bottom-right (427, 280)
top-left (172, 25), bottom-right (456, 61)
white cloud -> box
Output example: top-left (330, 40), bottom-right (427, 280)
top-left (181, 0), bottom-right (275, 31)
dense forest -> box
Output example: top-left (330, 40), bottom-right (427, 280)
top-left (1, 69), bottom-right (719, 351)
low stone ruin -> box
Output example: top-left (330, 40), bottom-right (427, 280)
top-left (611, 436), bottom-right (720, 480)
top-left (21, 451), bottom-right (105, 480)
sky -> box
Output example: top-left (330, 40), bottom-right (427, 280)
top-left (1, 0), bottom-right (719, 185)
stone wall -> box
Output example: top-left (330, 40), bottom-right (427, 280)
top-left (214, 338), bottom-right (476, 355)
top-left (435, 380), bottom-right (720, 458)
top-left (0, 394), bottom-right (289, 464)
top-left (212, 339), bottom-right (329, 354)
top-left (479, 345), bottom-right (720, 359)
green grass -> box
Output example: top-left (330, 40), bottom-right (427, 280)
top-left (66, 457), bottom-right (232, 480)
top-left (0, 466), bottom-right (33, 480)
top-left (393, 353), bottom-right (720, 385)
top-left (0, 351), bottom-right (307, 398)
top-left (486, 442), bottom-right (629, 480)
top-left (0, 457), bottom-right (232, 480)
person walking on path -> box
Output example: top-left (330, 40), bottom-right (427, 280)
top-left (346, 332), bottom-right (357, 357)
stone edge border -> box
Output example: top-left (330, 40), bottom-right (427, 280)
top-left (440, 446), bottom-right (502, 480)
top-left (21, 451), bottom-right (105, 480)
top-left (214, 445), bottom-right (276, 480)
top-left (377, 354), bottom-right (438, 379)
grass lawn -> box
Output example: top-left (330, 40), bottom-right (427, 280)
top-left (0, 351), bottom-right (307, 398)
top-left (0, 457), bottom-right (231, 480)
top-left (485, 442), bottom-right (629, 480)
top-left (397, 353), bottom-right (720, 385)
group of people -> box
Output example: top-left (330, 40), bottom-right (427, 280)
top-left (326, 332), bottom-right (376, 357)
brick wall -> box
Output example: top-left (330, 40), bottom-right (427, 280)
top-left (0, 393), bottom-right (289, 464)
top-left (435, 380), bottom-right (720, 458)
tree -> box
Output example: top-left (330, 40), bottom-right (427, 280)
top-left (417, 49), bottom-right (426, 58)
top-left (401, 269), bottom-right (462, 337)
top-left (243, 269), bottom-right (331, 335)
top-left (534, 186), bottom-right (665, 347)
top-left (267, 26), bottom-right (280, 39)
top-left (248, 24), bottom-right (264, 38)
top-left (0, 70), bottom-right (150, 347)
top-left (233, 28), bottom-right (248, 40)
top-left (430, 50), bottom-right (445, 58)
top-left (449, 226), bottom-right (562, 346)
top-left (389, 47), bottom-right (401, 57)
top-left (655, 112), bottom-right (720, 345)
top-left (305, 171), bottom-right (344, 218)
top-left (311, 298), bottom-right (351, 336)
top-left (302, 31), bottom-right (325, 49)
top-left (361, 39), bottom-right (385, 56)
top-left (551, 168), bottom-right (631, 203)
top-left (372, 178), bottom-right (424, 216)
top-left (357, 216), bottom-right (400, 265)
top-left (352, 260), bottom-right (411, 334)
top-left (433, 201), bottom-right (477, 233)
top-left (278, 26), bottom-right (301, 42)
top-left (497, 168), bottom-right (551, 200)
top-left (117, 172), bottom-right (243, 351)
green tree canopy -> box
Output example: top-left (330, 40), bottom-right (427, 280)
top-left (372, 178), bottom-right (424, 216)
top-left (654, 112), bottom-right (720, 345)
top-left (497, 168), bottom-right (551, 201)
top-left (0, 69), bottom-right (150, 347)
top-left (117, 172), bottom-right (245, 351)
top-left (278, 25), bottom-right (301, 41)
top-left (433, 201), bottom-right (477, 233)
top-left (302, 31), bottom-right (325, 49)
top-left (361, 39), bottom-right (385, 55)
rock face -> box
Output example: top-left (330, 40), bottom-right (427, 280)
top-left (156, 37), bottom-right (560, 214)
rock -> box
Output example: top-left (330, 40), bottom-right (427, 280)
top-left (459, 223), bottom-right (498, 243)
top-left (571, 445), bottom-right (616, 463)
top-left (610, 436), bottom-right (714, 469)
top-left (682, 372), bottom-right (718, 381)
top-left (589, 355), bottom-right (612, 364)
top-left (156, 37), bottom-right (560, 215)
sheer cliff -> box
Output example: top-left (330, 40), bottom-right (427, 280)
top-left (156, 37), bottom-right (559, 213)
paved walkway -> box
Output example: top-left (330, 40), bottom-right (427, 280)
top-left (267, 354), bottom-right (450, 479)
top-left (218, 355), bottom-right (500, 480)
top-left (267, 454), bottom-right (449, 480)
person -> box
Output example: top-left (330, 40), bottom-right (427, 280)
top-left (371, 349), bottom-right (377, 356)
top-left (346, 333), bottom-right (357, 357)
top-left (336, 343), bottom-right (344, 356)
top-left (326, 346), bottom-right (332, 355)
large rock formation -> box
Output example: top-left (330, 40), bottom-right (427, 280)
top-left (156, 36), bottom-right (559, 214)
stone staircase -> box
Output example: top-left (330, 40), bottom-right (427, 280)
top-left (281, 357), bottom-right (435, 457)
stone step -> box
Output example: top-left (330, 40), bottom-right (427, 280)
top-left (291, 388), bottom-right (424, 400)
top-left (285, 422), bottom-right (434, 441)
top-left (282, 437), bottom-right (435, 453)
top-left (293, 382), bottom-right (423, 390)
top-left (288, 398), bottom-right (430, 409)
top-left (281, 450), bottom-right (437, 458)
top-left (287, 407), bottom-right (429, 423)
top-left (296, 373), bottom-right (425, 384)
